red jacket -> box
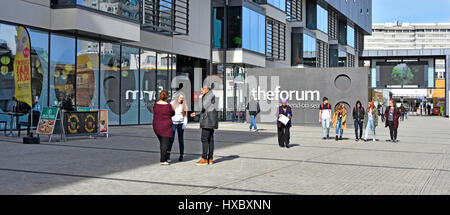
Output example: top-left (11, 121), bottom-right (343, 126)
top-left (385, 107), bottom-right (400, 129)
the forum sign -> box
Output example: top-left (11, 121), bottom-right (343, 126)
top-left (247, 67), bottom-right (369, 125)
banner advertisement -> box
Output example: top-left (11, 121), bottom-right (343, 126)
top-left (64, 111), bottom-right (99, 135)
top-left (99, 109), bottom-right (108, 134)
top-left (13, 25), bottom-right (32, 108)
top-left (36, 107), bottom-right (59, 135)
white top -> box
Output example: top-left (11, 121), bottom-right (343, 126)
top-left (171, 101), bottom-right (188, 128)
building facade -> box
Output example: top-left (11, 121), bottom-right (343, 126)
top-left (0, 0), bottom-right (372, 128)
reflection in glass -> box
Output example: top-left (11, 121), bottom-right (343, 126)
top-left (242, 7), bottom-right (265, 54)
top-left (225, 66), bottom-right (246, 122)
top-left (50, 34), bottom-right (75, 107)
top-left (140, 49), bottom-right (156, 124)
top-left (317, 5), bottom-right (328, 34)
top-left (157, 52), bottom-right (169, 98)
top-left (303, 34), bottom-right (316, 67)
top-left (100, 42), bottom-right (120, 125)
top-left (347, 25), bottom-right (355, 47)
top-left (29, 29), bottom-right (49, 112)
top-left (121, 45), bottom-right (139, 125)
top-left (76, 38), bottom-right (99, 108)
top-left (77, 0), bottom-right (98, 9)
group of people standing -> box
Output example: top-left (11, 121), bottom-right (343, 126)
top-left (152, 85), bottom-right (218, 166)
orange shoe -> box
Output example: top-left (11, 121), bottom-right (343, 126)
top-left (196, 158), bottom-right (208, 166)
top-left (208, 159), bottom-right (213, 165)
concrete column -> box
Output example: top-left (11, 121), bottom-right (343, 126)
top-left (446, 54), bottom-right (450, 117)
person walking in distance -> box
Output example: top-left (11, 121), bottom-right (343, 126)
top-left (352, 100), bottom-right (365, 141)
top-left (247, 96), bottom-right (260, 132)
top-left (277, 99), bottom-right (292, 148)
top-left (385, 100), bottom-right (400, 143)
top-left (363, 101), bottom-right (378, 142)
top-left (333, 103), bottom-right (348, 141)
top-left (190, 84), bottom-right (218, 165)
top-left (153, 90), bottom-right (175, 165)
top-left (380, 103), bottom-right (386, 123)
top-left (168, 93), bottom-right (188, 162)
top-left (319, 97), bottom-right (333, 140)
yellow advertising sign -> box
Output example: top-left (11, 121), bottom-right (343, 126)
top-left (433, 89), bottom-right (445, 98)
top-left (13, 26), bottom-right (32, 108)
top-left (436, 79), bottom-right (445, 89)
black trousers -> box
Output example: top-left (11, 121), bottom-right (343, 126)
top-left (201, 128), bottom-right (215, 160)
top-left (354, 120), bottom-right (363, 139)
top-left (157, 135), bottom-right (171, 162)
top-left (388, 121), bottom-right (398, 141)
top-left (277, 126), bottom-right (290, 146)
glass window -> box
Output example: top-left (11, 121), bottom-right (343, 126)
top-left (120, 45), bottom-right (139, 125)
top-left (100, 42), bottom-right (120, 125)
top-left (76, 38), bottom-right (99, 108)
top-left (29, 29), bottom-right (49, 113)
top-left (77, 0), bottom-right (98, 9)
top-left (98, 0), bottom-right (139, 20)
top-left (317, 5), bottom-right (328, 34)
top-left (306, 0), bottom-right (317, 29)
top-left (303, 34), bottom-right (316, 67)
top-left (228, 7), bottom-right (242, 49)
top-left (347, 25), bottom-right (355, 47)
top-left (159, 0), bottom-right (174, 31)
top-left (267, 0), bottom-right (286, 11)
top-left (140, 49), bottom-right (156, 124)
top-left (157, 52), bottom-right (170, 98)
top-left (49, 34), bottom-right (75, 108)
top-left (213, 7), bottom-right (224, 48)
top-left (242, 7), bottom-right (265, 54)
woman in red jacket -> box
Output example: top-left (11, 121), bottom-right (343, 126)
top-left (153, 90), bottom-right (175, 165)
top-left (385, 100), bottom-right (400, 143)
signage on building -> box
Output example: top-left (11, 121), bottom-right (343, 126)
top-left (13, 25), bottom-right (32, 108)
top-left (37, 107), bottom-right (59, 135)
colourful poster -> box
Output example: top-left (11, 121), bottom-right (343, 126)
top-left (13, 25), bottom-right (32, 108)
top-left (37, 107), bottom-right (59, 135)
top-left (99, 110), bottom-right (108, 134)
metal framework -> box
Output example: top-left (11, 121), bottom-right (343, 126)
top-left (286, 0), bottom-right (302, 22)
top-left (141, 0), bottom-right (189, 35)
top-left (266, 17), bottom-right (286, 61)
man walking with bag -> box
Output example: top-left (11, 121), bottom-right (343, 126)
top-left (247, 96), bottom-right (260, 132)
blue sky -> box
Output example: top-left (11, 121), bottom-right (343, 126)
top-left (372, 0), bottom-right (450, 23)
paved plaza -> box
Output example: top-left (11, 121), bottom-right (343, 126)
top-left (0, 116), bottom-right (449, 195)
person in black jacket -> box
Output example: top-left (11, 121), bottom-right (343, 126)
top-left (352, 100), bottom-right (365, 141)
top-left (190, 84), bottom-right (218, 165)
top-left (246, 96), bottom-right (260, 132)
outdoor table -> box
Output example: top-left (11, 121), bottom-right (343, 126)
top-left (0, 112), bottom-right (26, 137)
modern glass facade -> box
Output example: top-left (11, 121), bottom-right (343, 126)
top-left (317, 5), bottom-right (328, 34)
top-left (347, 25), bottom-right (355, 47)
top-left (253, 0), bottom-right (286, 11)
top-left (0, 22), bottom-right (206, 127)
top-left (242, 7), bottom-right (266, 54)
top-left (303, 34), bottom-right (317, 67)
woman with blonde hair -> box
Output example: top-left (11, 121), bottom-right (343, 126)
top-left (333, 103), bottom-right (347, 141)
top-left (168, 92), bottom-right (188, 162)
top-left (363, 101), bottom-right (378, 142)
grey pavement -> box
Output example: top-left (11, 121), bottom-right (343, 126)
top-left (0, 116), bottom-right (449, 195)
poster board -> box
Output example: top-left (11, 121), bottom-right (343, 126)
top-left (36, 107), bottom-right (59, 135)
top-left (98, 109), bottom-right (109, 137)
top-left (63, 111), bottom-right (99, 136)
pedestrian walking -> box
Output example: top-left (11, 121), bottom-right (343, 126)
top-left (427, 104), bottom-right (431, 116)
top-left (168, 93), bottom-right (188, 162)
top-left (385, 100), bottom-right (400, 143)
top-left (352, 100), bottom-right (365, 141)
top-left (380, 103), bottom-right (386, 123)
top-left (247, 96), bottom-right (260, 132)
top-left (400, 104), bottom-right (406, 121)
top-left (277, 99), bottom-right (292, 148)
top-left (333, 103), bottom-right (347, 141)
top-left (190, 85), bottom-right (219, 165)
top-left (363, 101), bottom-right (378, 142)
top-left (319, 97), bottom-right (333, 140)
top-left (153, 90), bottom-right (175, 165)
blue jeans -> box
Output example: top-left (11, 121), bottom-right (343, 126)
top-left (322, 117), bottom-right (330, 138)
top-left (364, 118), bottom-right (376, 140)
top-left (249, 115), bottom-right (257, 130)
top-left (336, 118), bottom-right (343, 136)
top-left (169, 124), bottom-right (184, 156)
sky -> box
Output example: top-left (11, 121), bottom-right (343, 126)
top-left (372, 0), bottom-right (450, 24)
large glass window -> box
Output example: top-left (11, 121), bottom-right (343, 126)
top-left (100, 42), bottom-right (120, 125)
top-left (50, 34), bottom-right (75, 107)
top-left (29, 29), bottom-right (49, 113)
top-left (120, 46), bottom-right (139, 125)
top-left (347, 25), bottom-right (355, 47)
top-left (228, 7), bottom-right (242, 49)
top-left (140, 49), bottom-right (156, 124)
top-left (213, 7), bottom-right (224, 48)
top-left (76, 38), bottom-right (99, 108)
top-left (317, 5), bottom-right (328, 34)
top-left (267, 0), bottom-right (286, 11)
top-left (303, 34), bottom-right (316, 67)
top-left (242, 7), bottom-right (265, 54)
top-left (157, 52), bottom-right (170, 98)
